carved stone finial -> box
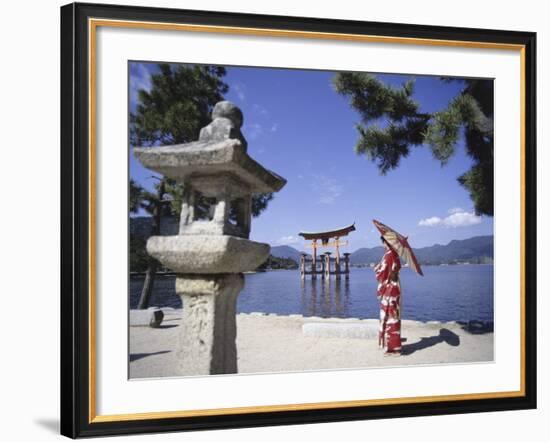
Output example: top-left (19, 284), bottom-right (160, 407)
top-left (211, 101), bottom-right (243, 128)
top-left (199, 101), bottom-right (247, 150)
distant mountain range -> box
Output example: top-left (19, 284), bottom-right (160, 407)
top-left (270, 245), bottom-right (304, 262)
top-left (130, 217), bottom-right (493, 266)
top-left (271, 235), bottom-right (493, 266)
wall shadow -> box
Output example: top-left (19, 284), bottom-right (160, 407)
top-left (33, 418), bottom-right (59, 434)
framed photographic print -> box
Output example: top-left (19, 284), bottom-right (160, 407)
top-left (60, 2), bottom-right (537, 438)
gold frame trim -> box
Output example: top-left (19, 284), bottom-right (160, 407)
top-left (88, 18), bottom-right (527, 424)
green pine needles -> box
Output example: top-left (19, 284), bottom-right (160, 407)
top-left (333, 72), bottom-right (494, 216)
top-left (130, 63), bottom-right (274, 221)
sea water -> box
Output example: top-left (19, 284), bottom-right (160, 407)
top-left (129, 264), bottom-right (493, 322)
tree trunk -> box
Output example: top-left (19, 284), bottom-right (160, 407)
top-left (137, 179), bottom-right (165, 309)
top-left (137, 257), bottom-right (158, 309)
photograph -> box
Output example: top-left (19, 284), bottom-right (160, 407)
top-left (128, 61), bottom-right (495, 378)
top-left (1, 0), bottom-right (545, 439)
top-left (58, 2), bottom-right (537, 437)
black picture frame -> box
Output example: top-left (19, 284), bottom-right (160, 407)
top-left (60, 2), bottom-right (537, 438)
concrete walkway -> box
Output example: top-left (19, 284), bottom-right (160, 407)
top-left (129, 311), bottom-right (494, 378)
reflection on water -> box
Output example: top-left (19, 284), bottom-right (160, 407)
top-left (130, 265), bottom-right (494, 322)
top-left (300, 278), bottom-right (351, 318)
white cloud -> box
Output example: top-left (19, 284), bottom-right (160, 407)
top-left (233, 83), bottom-right (246, 102)
top-left (444, 211), bottom-right (482, 227)
top-left (244, 122), bottom-right (263, 140)
top-left (308, 175), bottom-right (343, 205)
top-left (319, 194), bottom-right (339, 205)
top-left (253, 103), bottom-right (269, 115)
top-left (270, 123), bottom-right (278, 132)
top-left (418, 209), bottom-right (482, 228)
top-left (448, 207), bottom-right (464, 214)
top-left (419, 216), bottom-right (443, 227)
top-left (276, 235), bottom-right (301, 245)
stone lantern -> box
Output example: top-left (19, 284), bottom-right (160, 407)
top-left (134, 101), bottom-right (286, 375)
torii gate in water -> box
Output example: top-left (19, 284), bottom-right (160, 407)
top-left (298, 223), bottom-right (356, 280)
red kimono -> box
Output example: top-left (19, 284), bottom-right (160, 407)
top-left (374, 248), bottom-right (402, 353)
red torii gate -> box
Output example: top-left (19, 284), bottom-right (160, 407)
top-left (298, 223), bottom-right (355, 279)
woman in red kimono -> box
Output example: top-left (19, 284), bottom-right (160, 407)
top-left (374, 237), bottom-right (402, 354)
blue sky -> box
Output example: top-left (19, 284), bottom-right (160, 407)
top-left (129, 62), bottom-right (493, 250)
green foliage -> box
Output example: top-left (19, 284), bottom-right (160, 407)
top-left (131, 63), bottom-right (274, 221)
top-left (129, 235), bottom-right (152, 273)
top-left (129, 179), bottom-right (166, 274)
top-left (333, 73), bottom-right (429, 174)
top-left (333, 73), bottom-right (494, 216)
top-left (333, 73), bottom-right (419, 121)
top-left (131, 64), bottom-right (228, 146)
top-left (251, 192), bottom-right (274, 217)
top-left (257, 255), bottom-right (299, 270)
top-left (130, 178), bottom-right (172, 217)
top-left (458, 163), bottom-right (493, 217)
top-left (129, 179), bottom-right (144, 213)
top-left (425, 94), bottom-right (492, 164)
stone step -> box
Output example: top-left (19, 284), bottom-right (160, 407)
top-left (302, 322), bottom-right (379, 339)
